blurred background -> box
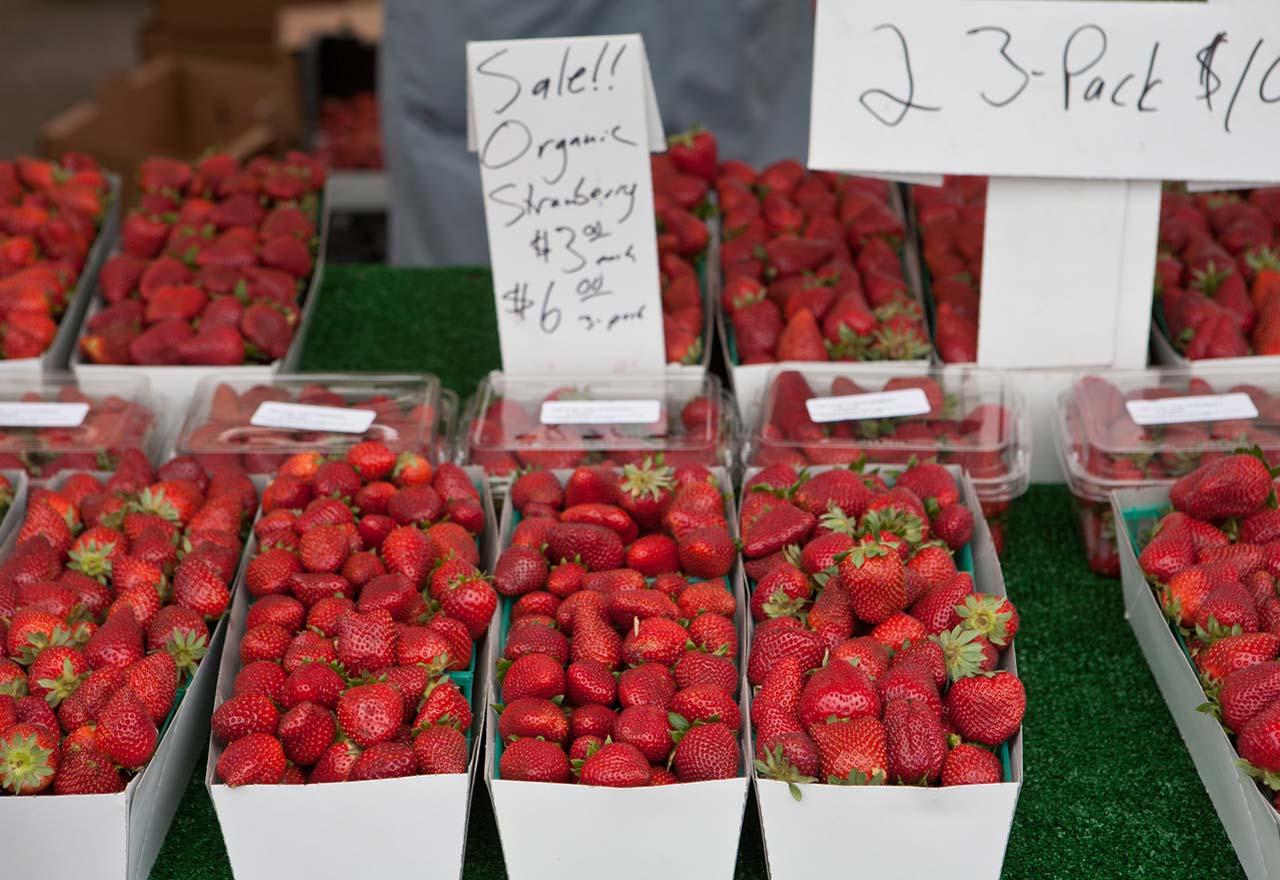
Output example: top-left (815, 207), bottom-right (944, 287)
top-left (5, 0), bottom-right (386, 260)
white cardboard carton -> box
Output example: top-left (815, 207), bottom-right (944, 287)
top-left (1114, 486), bottom-right (1280, 880)
top-left (485, 466), bottom-right (751, 880)
top-left (70, 180), bottom-right (332, 414)
top-left (0, 468), bottom-right (245, 880)
top-left (742, 464), bottom-right (1024, 880)
top-left (207, 466), bottom-right (499, 880)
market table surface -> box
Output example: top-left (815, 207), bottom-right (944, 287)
top-left (150, 265), bottom-right (1243, 880)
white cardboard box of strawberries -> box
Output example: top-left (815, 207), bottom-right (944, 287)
top-left (742, 462), bottom-right (1023, 880)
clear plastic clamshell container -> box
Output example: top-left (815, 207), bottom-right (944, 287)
top-left (458, 370), bottom-right (736, 482)
top-left (1055, 367), bottom-right (1280, 577)
top-left (0, 372), bottom-right (158, 477)
top-left (746, 366), bottom-right (1029, 553)
top-left (175, 373), bottom-right (452, 474)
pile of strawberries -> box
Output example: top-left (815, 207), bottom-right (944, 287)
top-left (465, 386), bottom-right (723, 477)
top-left (212, 443), bottom-right (496, 786)
top-left (493, 463), bottom-right (742, 787)
top-left (717, 159), bottom-right (928, 364)
top-left (910, 176), bottom-right (987, 363)
top-left (1136, 450), bottom-right (1280, 804)
top-left (654, 127), bottom-right (715, 366)
top-left (0, 386), bottom-right (155, 479)
top-left (741, 461), bottom-right (1024, 792)
top-left (751, 370), bottom-right (1019, 553)
top-left (1157, 187), bottom-right (1280, 359)
top-left (79, 152), bottom-right (325, 366)
top-left (316, 93), bottom-right (382, 170)
top-left (0, 454), bottom-right (259, 795)
top-left (0, 154), bottom-right (110, 360)
top-left (183, 381), bottom-right (438, 475)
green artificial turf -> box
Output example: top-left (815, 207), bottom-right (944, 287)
top-left (146, 266), bottom-right (1247, 879)
top-left (296, 264), bottom-right (501, 397)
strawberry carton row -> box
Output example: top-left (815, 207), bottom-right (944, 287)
top-left (740, 462), bottom-right (1023, 880)
top-left (714, 157), bottom-right (932, 431)
top-left (485, 465), bottom-right (750, 880)
top-left (70, 154), bottom-right (331, 413)
top-left (906, 176), bottom-right (987, 364)
top-left (1151, 187), bottom-right (1280, 366)
top-left (0, 373), bottom-right (163, 482)
top-left (206, 454), bottom-right (500, 880)
top-left (0, 156), bottom-right (120, 372)
top-left (654, 128), bottom-right (719, 372)
top-left (0, 456), bottom-right (266, 880)
top-left (1053, 368), bottom-right (1280, 577)
top-left (744, 366), bottom-right (1030, 556)
top-left (456, 371), bottom-right (737, 498)
top-left (173, 373), bottom-right (455, 477)
top-left (1116, 452), bottom-right (1280, 879)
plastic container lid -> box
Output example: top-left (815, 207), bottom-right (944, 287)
top-left (176, 373), bottom-right (446, 472)
top-left (1055, 368), bottom-right (1280, 502)
top-left (747, 365), bottom-right (1029, 502)
top-left (0, 373), bottom-right (157, 471)
top-left (460, 371), bottom-right (734, 475)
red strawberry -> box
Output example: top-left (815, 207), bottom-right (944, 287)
top-left (337, 682), bottom-right (404, 748)
top-left (945, 671), bottom-right (1026, 747)
top-left (212, 693), bottom-right (281, 744)
top-left (810, 716), bottom-right (888, 785)
top-left (1171, 451), bottom-right (1276, 521)
top-left (54, 741), bottom-right (126, 794)
top-left (414, 724), bottom-right (468, 775)
top-left (278, 702), bottom-right (337, 766)
top-left (216, 732), bottom-right (286, 786)
top-left (838, 540), bottom-right (908, 625)
top-left (123, 652), bottom-right (178, 724)
top-left (0, 722), bottom-right (60, 794)
top-left (499, 737), bottom-right (570, 783)
top-left (670, 720), bottom-right (739, 782)
top-left (94, 686), bottom-right (158, 768)
top-left (941, 742), bottom-right (1003, 786)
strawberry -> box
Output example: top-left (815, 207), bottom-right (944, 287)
top-left (666, 126), bottom-right (718, 183)
top-left (123, 652), bottom-right (177, 724)
top-left (172, 557), bottom-right (230, 620)
top-left (810, 716), bottom-right (888, 785)
top-left (671, 720), bottom-right (738, 782)
top-left (337, 682), bottom-right (404, 748)
top-left (336, 611), bottom-right (398, 674)
top-left (1219, 662), bottom-right (1280, 732)
top-left (499, 737), bottom-right (570, 783)
top-left (414, 724), bottom-right (469, 775)
top-left (499, 653), bottom-right (565, 702)
top-left (578, 741), bottom-right (651, 787)
top-left (0, 722), bottom-right (60, 794)
top-left (414, 677), bottom-right (473, 730)
top-left (837, 540), bottom-right (908, 624)
top-left (941, 742), bottom-right (1003, 786)
top-left (212, 693), bottom-right (281, 744)
top-left (945, 671), bottom-right (1026, 746)
top-left (348, 741), bottom-right (417, 781)
top-left (216, 732), bottom-right (286, 787)
top-left (1197, 632), bottom-right (1280, 683)
top-left (439, 575), bottom-right (497, 639)
top-left (510, 470), bottom-right (565, 512)
top-left (797, 659), bottom-right (880, 730)
top-left (1238, 698), bottom-right (1280, 787)
top-left (676, 527), bottom-right (735, 579)
top-left (279, 663), bottom-right (345, 711)
top-left (883, 698), bottom-right (948, 783)
top-left (669, 683), bottom-right (741, 730)
top-left (94, 686), bottom-right (158, 768)
top-left (1171, 451), bottom-right (1276, 521)
top-left (54, 742), bottom-right (126, 794)
top-left (277, 702), bottom-right (337, 766)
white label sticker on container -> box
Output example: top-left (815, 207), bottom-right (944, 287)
top-left (805, 389), bottom-right (931, 423)
top-left (0, 402), bottom-right (90, 428)
top-left (1125, 393), bottom-right (1259, 426)
top-left (250, 402), bottom-right (377, 434)
top-left (540, 399), bottom-right (661, 425)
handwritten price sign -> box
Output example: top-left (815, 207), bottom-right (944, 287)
top-left (466, 35), bottom-right (667, 374)
top-left (810, 0), bottom-right (1280, 182)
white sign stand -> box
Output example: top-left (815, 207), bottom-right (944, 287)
top-left (466, 34), bottom-right (668, 376)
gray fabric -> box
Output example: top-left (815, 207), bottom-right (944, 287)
top-left (381, 0), bottom-right (814, 266)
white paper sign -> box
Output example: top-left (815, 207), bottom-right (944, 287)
top-left (810, 0), bottom-right (1280, 182)
top-left (250, 402), bottom-right (376, 434)
top-left (466, 35), bottom-right (668, 374)
top-left (805, 389), bottom-right (931, 423)
top-left (0, 402), bottom-right (89, 428)
top-left (540, 399), bottom-right (662, 425)
top-left (1125, 392), bottom-right (1260, 425)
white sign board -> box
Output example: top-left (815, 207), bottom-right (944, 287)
top-left (0, 402), bottom-right (89, 428)
top-left (466, 34), bottom-right (668, 374)
top-left (805, 389), bottom-right (931, 423)
top-left (810, 0), bottom-right (1280, 183)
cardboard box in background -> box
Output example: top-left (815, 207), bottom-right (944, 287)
top-left (38, 55), bottom-right (297, 206)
